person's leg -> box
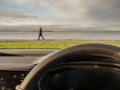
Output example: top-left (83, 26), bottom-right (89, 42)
top-left (41, 35), bottom-right (45, 40)
top-left (38, 35), bottom-right (40, 40)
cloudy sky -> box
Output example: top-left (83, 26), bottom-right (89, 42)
top-left (0, 0), bottom-right (120, 30)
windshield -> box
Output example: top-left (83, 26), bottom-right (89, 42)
top-left (0, 0), bottom-right (120, 49)
top-left (0, 1), bottom-right (120, 90)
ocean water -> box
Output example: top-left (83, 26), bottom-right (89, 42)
top-left (0, 31), bottom-right (120, 40)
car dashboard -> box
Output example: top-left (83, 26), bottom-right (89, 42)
top-left (0, 70), bottom-right (28, 90)
top-left (0, 57), bottom-right (37, 90)
top-left (0, 49), bottom-right (57, 90)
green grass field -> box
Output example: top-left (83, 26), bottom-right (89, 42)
top-left (0, 40), bottom-right (120, 49)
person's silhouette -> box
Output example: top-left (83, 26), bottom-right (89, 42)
top-left (38, 27), bottom-right (45, 40)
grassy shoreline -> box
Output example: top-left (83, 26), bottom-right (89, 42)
top-left (0, 39), bottom-right (120, 49)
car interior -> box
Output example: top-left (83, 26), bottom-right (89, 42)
top-left (1, 43), bottom-right (119, 90)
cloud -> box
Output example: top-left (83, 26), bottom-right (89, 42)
top-left (0, 9), bottom-right (39, 19)
top-left (83, 0), bottom-right (120, 22)
top-left (0, 8), bottom-right (62, 25)
top-left (0, 8), bottom-right (42, 25)
top-left (46, 0), bottom-right (120, 23)
top-left (1, 0), bottom-right (120, 26)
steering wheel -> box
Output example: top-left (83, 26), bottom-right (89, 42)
top-left (16, 44), bottom-right (120, 90)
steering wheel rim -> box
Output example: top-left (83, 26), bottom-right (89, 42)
top-left (16, 43), bottom-right (120, 90)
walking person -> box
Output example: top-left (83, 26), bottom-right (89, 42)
top-left (38, 27), bottom-right (45, 40)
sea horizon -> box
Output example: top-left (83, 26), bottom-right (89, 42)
top-left (0, 30), bottom-right (120, 40)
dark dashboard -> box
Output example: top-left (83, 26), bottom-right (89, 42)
top-left (0, 49), bottom-right (57, 90)
top-left (0, 70), bottom-right (28, 90)
top-left (0, 56), bottom-right (38, 90)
